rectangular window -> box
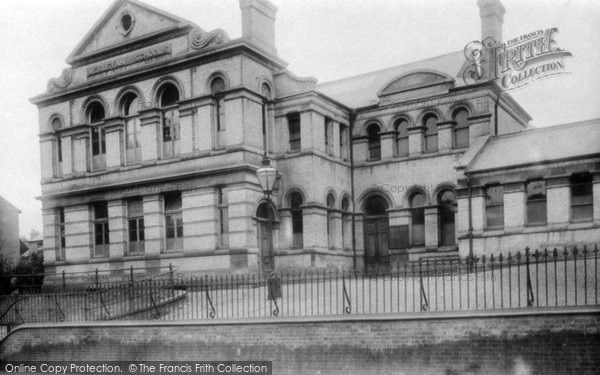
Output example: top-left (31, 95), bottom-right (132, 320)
top-left (91, 127), bottom-right (106, 170)
top-left (288, 113), bottom-right (301, 152)
top-left (93, 202), bottom-right (109, 258)
top-left (127, 199), bottom-right (145, 255)
top-left (56, 208), bottom-right (66, 261)
top-left (526, 180), bottom-right (547, 225)
top-left (217, 187), bottom-right (229, 248)
top-left (485, 185), bottom-right (504, 229)
top-left (164, 193), bottom-right (183, 251)
top-left (162, 109), bottom-right (180, 158)
top-left (571, 173), bottom-right (593, 222)
top-left (411, 208), bottom-right (425, 246)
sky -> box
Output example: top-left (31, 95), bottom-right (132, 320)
top-left (0, 0), bottom-right (598, 238)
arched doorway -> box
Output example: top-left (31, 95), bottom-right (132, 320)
top-left (363, 195), bottom-right (389, 272)
top-left (256, 202), bottom-right (277, 274)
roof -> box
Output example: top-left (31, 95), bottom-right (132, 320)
top-left (467, 119), bottom-right (600, 173)
top-left (0, 195), bottom-right (20, 214)
top-left (316, 51), bottom-right (468, 108)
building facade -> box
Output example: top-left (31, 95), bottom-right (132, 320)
top-left (32, 0), bottom-right (599, 277)
top-left (0, 196), bottom-right (21, 266)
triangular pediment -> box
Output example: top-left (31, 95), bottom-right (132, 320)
top-left (67, 0), bottom-right (196, 65)
top-left (378, 70), bottom-right (455, 97)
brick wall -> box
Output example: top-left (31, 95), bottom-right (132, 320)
top-left (2, 308), bottom-right (598, 375)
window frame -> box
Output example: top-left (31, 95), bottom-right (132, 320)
top-left (122, 93), bottom-right (142, 165)
top-left (394, 118), bottom-right (409, 157)
top-left (127, 198), bottom-right (145, 256)
top-left (452, 108), bottom-right (470, 148)
top-left (525, 179), bottom-right (547, 226)
top-left (217, 186), bottom-right (229, 248)
top-left (288, 113), bottom-right (301, 152)
top-left (485, 185), bottom-right (504, 230)
top-left (93, 202), bottom-right (109, 258)
top-left (570, 173), bottom-right (593, 223)
top-left (367, 124), bottom-right (381, 161)
top-left (290, 192), bottom-right (303, 248)
top-left (56, 208), bottom-right (66, 262)
top-left (164, 192), bottom-right (183, 252)
top-left (423, 114), bottom-right (438, 153)
top-left (410, 192), bottom-right (426, 247)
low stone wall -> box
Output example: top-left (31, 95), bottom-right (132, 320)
top-left (1, 307), bottom-right (599, 375)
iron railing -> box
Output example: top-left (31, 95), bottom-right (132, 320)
top-left (0, 246), bottom-right (598, 326)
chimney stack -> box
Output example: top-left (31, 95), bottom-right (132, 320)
top-left (239, 0), bottom-right (278, 54)
top-left (477, 0), bottom-right (505, 42)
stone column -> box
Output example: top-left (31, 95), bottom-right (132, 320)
top-left (182, 188), bottom-right (217, 253)
top-left (437, 121), bottom-right (454, 151)
top-left (546, 176), bottom-right (570, 228)
top-left (278, 208), bottom-right (292, 250)
top-left (593, 173), bottom-right (600, 223)
top-left (61, 135), bottom-right (73, 177)
top-left (104, 117), bottom-right (124, 169)
top-left (302, 204), bottom-right (328, 251)
top-left (300, 111), bottom-right (314, 151)
top-left (471, 187), bottom-right (486, 232)
top-left (408, 125), bottom-right (425, 156)
top-left (179, 106), bottom-right (196, 155)
top-left (328, 210), bottom-right (343, 250)
top-left (354, 214), bottom-right (365, 255)
top-left (39, 136), bottom-right (56, 180)
top-left (139, 109), bottom-right (160, 163)
top-left (352, 137), bottom-right (368, 162)
top-left (332, 119), bottom-right (340, 158)
top-left (424, 206), bottom-right (439, 248)
top-left (196, 102), bottom-right (212, 152)
top-left (64, 204), bottom-right (92, 263)
top-left (142, 195), bottom-right (163, 257)
top-left (227, 184), bottom-right (262, 251)
top-left (107, 199), bottom-right (126, 259)
top-left (468, 113), bottom-right (492, 144)
top-left (380, 131), bottom-right (395, 159)
top-left (503, 182), bottom-right (525, 230)
top-left (42, 208), bottom-right (58, 265)
top-left (72, 134), bottom-right (89, 173)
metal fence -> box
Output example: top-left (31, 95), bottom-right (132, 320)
top-left (0, 246), bottom-right (598, 327)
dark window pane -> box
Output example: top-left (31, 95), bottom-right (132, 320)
top-left (454, 128), bottom-right (469, 147)
top-left (411, 193), bottom-right (426, 208)
top-left (486, 186), bottom-right (503, 205)
top-left (572, 205), bottom-right (593, 221)
top-left (486, 206), bottom-right (504, 228)
top-left (527, 201), bottom-right (547, 225)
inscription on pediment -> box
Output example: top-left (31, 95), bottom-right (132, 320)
top-left (86, 43), bottom-right (172, 80)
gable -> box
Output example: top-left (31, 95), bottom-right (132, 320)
top-left (378, 70), bottom-right (454, 97)
top-left (67, 0), bottom-right (196, 65)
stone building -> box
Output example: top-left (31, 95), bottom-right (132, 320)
top-left (32, 0), bottom-right (599, 276)
top-left (0, 196), bottom-right (21, 266)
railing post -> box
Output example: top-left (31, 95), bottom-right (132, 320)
top-left (525, 247), bottom-right (534, 307)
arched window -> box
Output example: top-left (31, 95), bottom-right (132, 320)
top-left (423, 114), bottom-right (438, 153)
top-left (341, 197), bottom-right (350, 251)
top-left (121, 93), bottom-right (141, 164)
top-left (87, 101), bottom-right (106, 170)
top-left (211, 77), bottom-right (226, 149)
top-left (51, 117), bottom-right (63, 176)
top-left (261, 83), bottom-right (272, 154)
top-left (290, 192), bottom-right (303, 248)
top-left (394, 118), bottom-right (409, 157)
top-left (367, 124), bottom-right (381, 161)
top-left (410, 192), bottom-right (426, 246)
top-left (158, 83), bottom-right (180, 158)
top-left (453, 108), bottom-right (470, 148)
top-left (364, 195), bottom-right (389, 270)
top-left (438, 190), bottom-right (456, 246)
top-left (327, 193), bottom-right (335, 249)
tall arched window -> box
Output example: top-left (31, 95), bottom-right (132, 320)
top-left (211, 77), bottom-right (226, 149)
top-left (261, 83), bottom-right (272, 154)
top-left (51, 117), bottom-right (63, 177)
top-left (87, 102), bottom-right (106, 170)
top-left (423, 114), bottom-right (438, 153)
top-left (121, 93), bottom-right (141, 164)
top-left (327, 193), bottom-right (335, 249)
top-left (158, 83), bottom-right (180, 158)
top-left (453, 108), bottom-right (470, 148)
top-left (394, 118), bottom-right (409, 157)
top-left (367, 124), bottom-right (381, 161)
top-left (410, 192), bottom-right (426, 246)
top-left (364, 195), bottom-right (389, 270)
top-left (290, 192), bottom-right (303, 248)
top-left (438, 190), bottom-right (456, 246)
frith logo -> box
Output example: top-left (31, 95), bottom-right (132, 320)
top-left (462, 28), bottom-right (572, 90)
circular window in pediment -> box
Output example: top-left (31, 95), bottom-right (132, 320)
top-left (117, 12), bottom-right (135, 36)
